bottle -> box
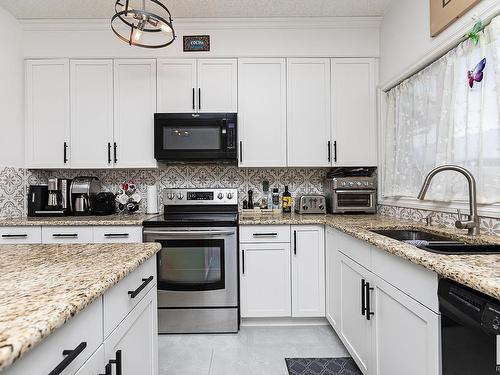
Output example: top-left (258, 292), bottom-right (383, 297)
top-left (282, 186), bottom-right (292, 213)
top-left (262, 181), bottom-right (270, 209)
top-left (272, 188), bottom-right (280, 209)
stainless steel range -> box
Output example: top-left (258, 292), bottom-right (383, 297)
top-left (143, 188), bottom-right (239, 334)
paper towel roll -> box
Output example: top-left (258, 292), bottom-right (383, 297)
top-left (146, 185), bottom-right (159, 214)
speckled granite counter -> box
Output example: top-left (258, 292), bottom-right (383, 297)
top-left (0, 213), bottom-right (153, 227)
top-left (0, 242), bottom-right (161, 371)
top-left (239, 213), bottom-right (500, 300)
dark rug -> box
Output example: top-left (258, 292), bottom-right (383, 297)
top-left (285, 357), bottom-right (362, 375)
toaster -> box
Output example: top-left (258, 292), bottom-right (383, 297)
top-left (294, 195), bottom-right (327, 214)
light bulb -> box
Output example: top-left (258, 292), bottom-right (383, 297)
top-left (160, 23), bottom-right (172, 34)
top-left (133, 28), bottom-right (142, 41)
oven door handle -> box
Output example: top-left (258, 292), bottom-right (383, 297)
top-left (143, 230), bottom-right (236, 237)
top-left (334, 189), bottom-right (377, 194)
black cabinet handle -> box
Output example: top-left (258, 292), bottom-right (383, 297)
top-left (242, 250), bottom-right (245, 274)
top-left (365, 281), bottom-right (374, 320)
top-left (192, 88), bottom-right (195, 110)
top-left (239, 141), bottom-right (243, 163)
top-left (333, 141), bottom-right (338, 163)
top-left (53, 233), bottom-right (78, 238)
top-left (328, 141), bottom-right (331, 162)
top-left (128, 276), bottom-right (154, 298)
top-left (107, 142), bottom-right (112, 164)
top-left (114, 142), bottom-right (118, 164)
top-left (104, 233), bottom-right (130, 238)
top-left (293, 230), bottom-right (297, 255)
top-left (2, 234), bottom-right (28, 238)
top-left (63, 142), bottom-right (68, 164)
top-left (109, 350), bottom-right (122, 375)
top-left (99, 363), bottom-right (111, 375)
top-left (48, 342), bottom-right (87, 375)
top-left (252, 233), bottom-right (278, 237)
top-left (361, 279), bottom-right (366, 316)
top-left (198, 88), bottom-right (201, 110)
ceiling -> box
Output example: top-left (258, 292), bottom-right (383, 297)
top-left (0, 0), bottom-right (391, 19)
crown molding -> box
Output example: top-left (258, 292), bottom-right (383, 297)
top-left (19, 16), bottom-right (382, 32)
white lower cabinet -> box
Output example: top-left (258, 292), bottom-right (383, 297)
top-left (291, 226), bottom-right (325, 317)
top-left (74, 345), bottom-right (105, 375)
top-left (104, 286), bottom-right (158, 375)
top-left (240, 242), bottom-right (291, 317)
top-left (327, 227), bottom-right (440, 375)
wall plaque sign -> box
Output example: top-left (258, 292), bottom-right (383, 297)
top-left (183, 35), bottom-right (210, 52)
top-left (430, 0), bottom-right (480, 37)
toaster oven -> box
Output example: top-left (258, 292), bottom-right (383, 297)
top-left (324, 176), bottom-right (377, 214)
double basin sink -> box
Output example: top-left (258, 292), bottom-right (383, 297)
top-left (371, 229), bottom-right (500, 255)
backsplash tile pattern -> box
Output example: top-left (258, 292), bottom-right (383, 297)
top-left (0, 166), bottom-right (26, 219)
top-left (378, 204), bottom-right (500, 237)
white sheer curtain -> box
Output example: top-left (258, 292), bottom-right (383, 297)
top-left (383, 16), bottom-right (500, 205)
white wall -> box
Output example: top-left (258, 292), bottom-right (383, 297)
top-left (0, 6), bottom-right (24, 167)
top-left (21, 18), bottom-right (380, 59)
top-left (380, 0), bottom-right (500, 86)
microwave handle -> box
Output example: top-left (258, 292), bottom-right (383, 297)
top-left (221, 120), bottom-right (228, 151)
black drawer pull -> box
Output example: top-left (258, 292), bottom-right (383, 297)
top-left (104, 233), bottom-right (129, 238)
top-left (252, 233), bottom-right (278, 237)
top-left (128, 276), bottom-right (154, 298)
top-left (242, 250), bottom-right (245, 274)
top-left (109, 350), bottom-right (122, 375)
top-left (365, 281), bottom-right (374, 321)
top-left (100, 362), bottom-right (112, 375)
top-left (107, 142), bottom-right (112, 164)
top-left (48, 341), bottom-right (87, 375)
top-left (328, 141), bottom-right (331, 162)
top-left (293, 230), bottom-right (297, 255)
top-left (333, 141), bottom-right (338, 163)
top-left (113, 142), bottom-right (118, 164)
top-left (2, 234), bottom-right (28, 238)
top-left (63, 142), bottom-right (68, 164)
top-left (53, 234), bottom-right (78, 238)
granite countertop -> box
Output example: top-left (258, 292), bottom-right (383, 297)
top-left (0, 213), bottom-right (155, 227)
top-left (0, 242), bottom-right (161, 371)
top-left (239, 213), bottom-right (500, 300)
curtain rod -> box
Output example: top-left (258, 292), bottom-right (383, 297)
top-left (383, 9), bottom-right (500, 93)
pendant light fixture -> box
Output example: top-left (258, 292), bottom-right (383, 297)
top-left (111, 0), bottom-right (176, 48)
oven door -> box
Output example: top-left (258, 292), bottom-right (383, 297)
top-left (154, 113), bottom-right (237, 161)
top-left (144, 227), bottom-right (238, 308)
top-left (333, 190), bottom-right (377, 213)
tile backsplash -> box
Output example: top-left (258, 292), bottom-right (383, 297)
top-left (0, 166), bottom-right (26, 219)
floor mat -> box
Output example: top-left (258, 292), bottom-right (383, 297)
top-left (285, 357), bottom-right (362, 375)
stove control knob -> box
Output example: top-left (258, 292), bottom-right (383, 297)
top-left (349, 182), bottom-right (355, 187)
top-left (302, 205), bottom-right (308, 211)
top-left (177, 193), bottom-right (184, 200)
top-left (217, 193), bottom-right (224, 200)
top-left (319, 204), bottom-right (325, 210)
top-left (167, 193), bottom-right (175, 200)
top-left (227, 192), bottom-right (234, 200)
top-left (356, 182), bottom-right (362, 186)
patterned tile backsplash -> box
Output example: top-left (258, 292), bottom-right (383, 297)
top-left (0, 165), bottom-right (498, 237)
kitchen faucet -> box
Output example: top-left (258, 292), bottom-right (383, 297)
top-left (417, 165), bottom-right (480, 236)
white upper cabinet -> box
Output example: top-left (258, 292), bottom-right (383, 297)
top-left (331, 58), bottom-right (377, 166)
top-left (291, 225), bottom-right (325, 317)
top-left (70, 60), bottom-right (114, 169)
top-left (114, 59), bottom-right (157, 168)
top-left (287, 59), bottom-right (332, 167)
top-left (197, 59), bottom-right (237, 113)
top-left (157, 59), bottom-right (197, 113)
top-left (238, 58), bottom-right (287, 167)
top-left (25, 59), bottom-right (70, 169)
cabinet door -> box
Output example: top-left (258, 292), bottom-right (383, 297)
top-left (331, 58), bottom-right (377, 166)
top-left (325, 227), bottom-right (340, 329)
top-left (372, 275), bottom-right (440, 375)
top-left (104, 285), bottom-right (158, 375)
top-left (74, 345), bottom-right (105, 375)
top-left (157, 59), bottom-right (197, 113)
top-left (70, 60), bottom-right (114, 169)
top-left (197, 59), bottom-right (237, 113)
top-left (240, 242), bottom-right (291, 317)
top-left (338, 253), bottom-right (372, 374)
top-left (238, 58), bottom-right (287, 167)
top-left (114, 59), bottom-right (157, 168)
top-left (287, 58), bottom-right (331, 167)
top-left (291, 225), bottom-right (325, 317)
top-left (25, 59), bottom-right (70, 168)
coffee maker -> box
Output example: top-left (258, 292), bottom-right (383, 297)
top-left (28, 179), bottom-right (72, 217)
top-left (70, 177), bottom-right (100, 215)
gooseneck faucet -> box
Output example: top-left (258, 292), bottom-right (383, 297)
top-left (417, 165), bottom-right (480, 236)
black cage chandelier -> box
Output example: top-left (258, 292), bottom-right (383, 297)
top-left (111, 0), bottom-right (176, 48)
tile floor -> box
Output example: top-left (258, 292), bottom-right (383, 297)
top-left (158, 325), bottom-right (350, 375)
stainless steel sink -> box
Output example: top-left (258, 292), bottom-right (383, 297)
top-left (417, 243), bottom-right (500, 255)
top-left (370, 229), bottom-right (458, 243)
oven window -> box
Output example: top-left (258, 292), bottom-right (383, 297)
top-left (157, 239), bottom-right (225, 291)
top-left (163, 126), bottom-right (221, 150)
top-left (337, 193), bottom-right (372, 208)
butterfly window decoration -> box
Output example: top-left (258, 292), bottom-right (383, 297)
top-left (468, 58), bottom-right (486, 88)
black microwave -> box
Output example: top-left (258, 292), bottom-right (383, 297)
top-left (154, 113), bottom-right (237, 162)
